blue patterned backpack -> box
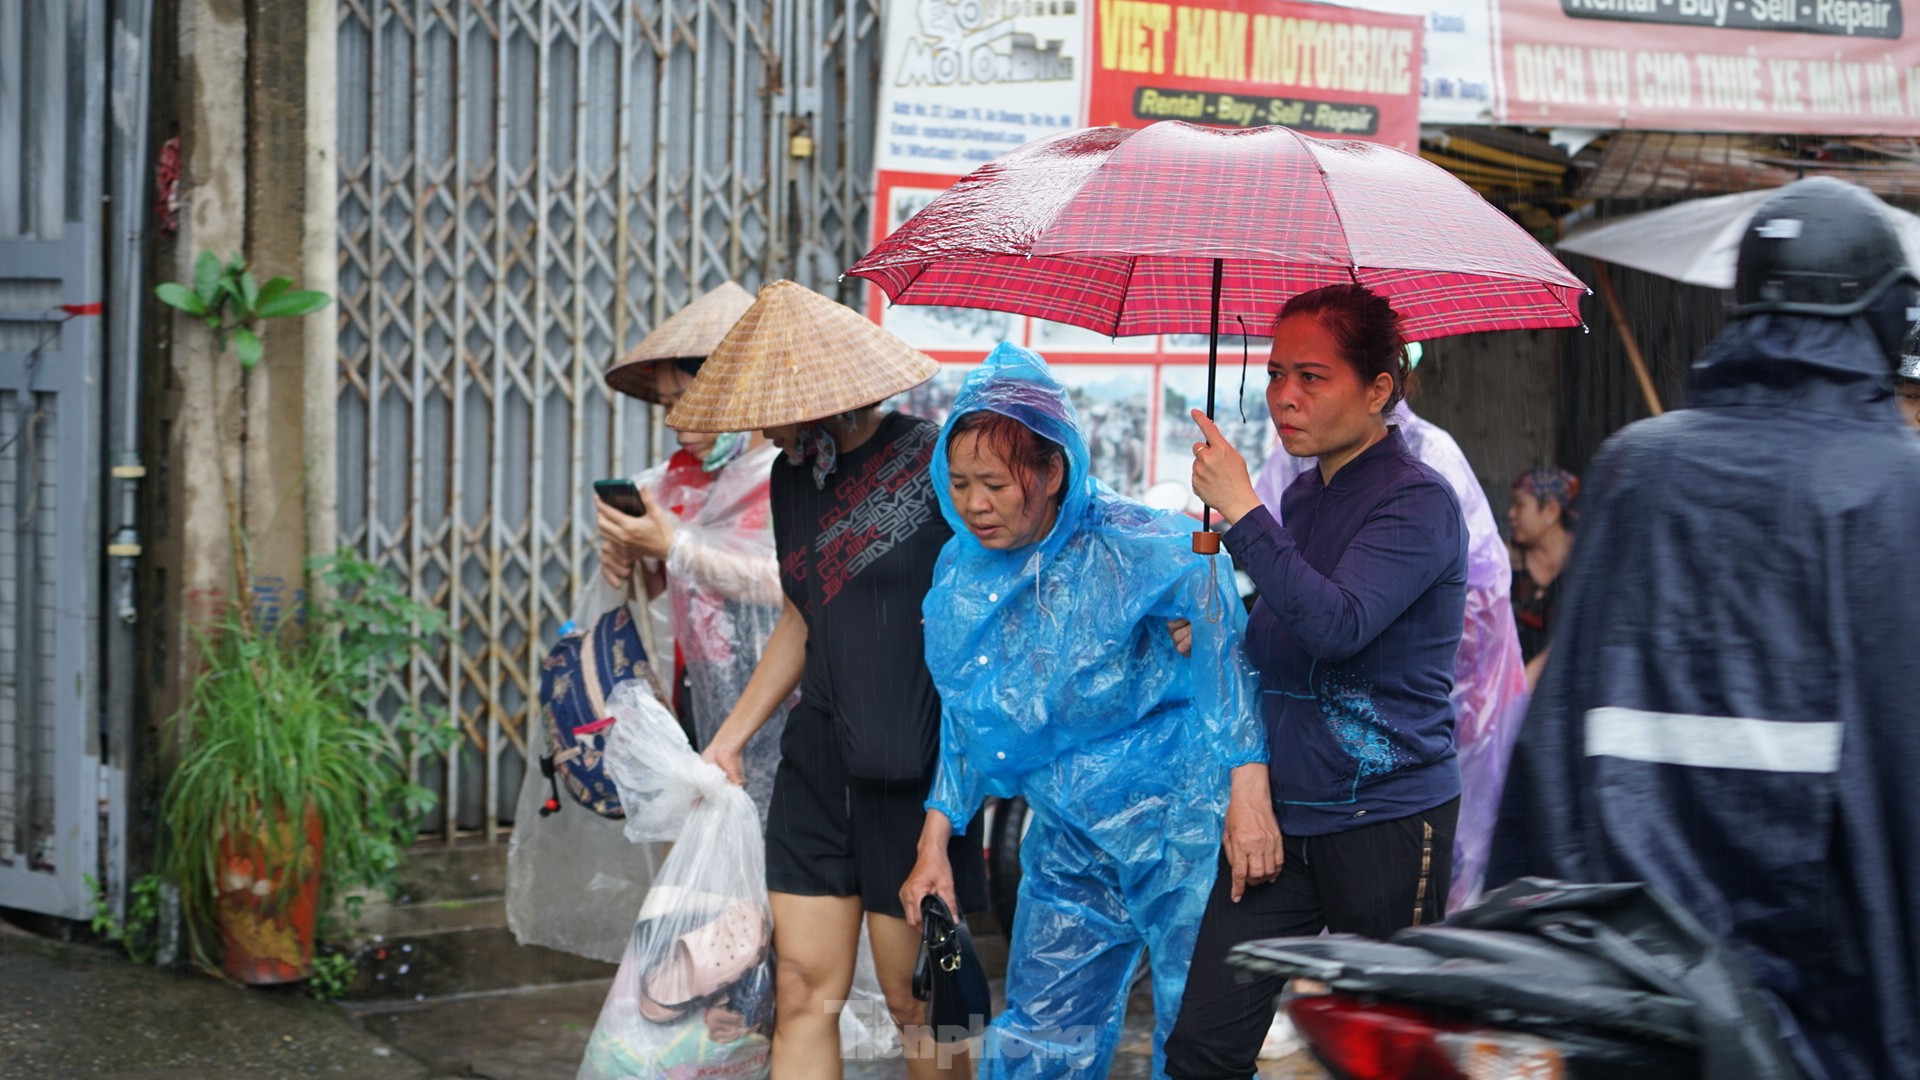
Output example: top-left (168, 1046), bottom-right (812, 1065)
top-left (536, 601), bottom-right (663, 819)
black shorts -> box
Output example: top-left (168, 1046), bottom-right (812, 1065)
top-left (765, 700), bottom-right (988, 920)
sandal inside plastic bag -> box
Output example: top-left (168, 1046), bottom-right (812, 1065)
top-left (633, 899), bottom-right (771, 1023)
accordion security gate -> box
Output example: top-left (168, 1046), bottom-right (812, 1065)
top-left (335, 0), bottom-right (879, 840)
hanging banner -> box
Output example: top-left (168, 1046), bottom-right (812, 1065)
top-left (1087, 0), bottom-right (1425, 148)
top-left (1494, 0), bottom-right (1920, 133)
top-left (1344, 0), bottom-right (1497, 124)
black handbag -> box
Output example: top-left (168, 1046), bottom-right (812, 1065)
top-left (912, 895), bottom-right (992, 1041)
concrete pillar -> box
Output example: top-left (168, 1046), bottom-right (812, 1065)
top-left (144, 0), bottom-right (337, 729)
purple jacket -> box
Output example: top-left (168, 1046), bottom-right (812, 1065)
top-left (1225, 427), bottom-right (1467, 836)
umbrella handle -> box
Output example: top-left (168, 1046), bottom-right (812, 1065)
top-left (1192, 530), bottom-right (1220, 554)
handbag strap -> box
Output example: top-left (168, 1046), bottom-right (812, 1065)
top-left (578, 623), bottom-right (611, 723)
top-left (920, 896), bottom-right (966, 973)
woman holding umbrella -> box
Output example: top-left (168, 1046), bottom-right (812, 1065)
top-left (898, 343), bottom-right (1268, 1079)
top-left (668, 281), bottom-right (987, 1080)
top-left (1165, 283), bottom-right (1469, 1080)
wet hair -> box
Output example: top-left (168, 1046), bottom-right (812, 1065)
top-left (946, 410), bottom-right (1068, 508)
top-left (1274, 284), bottom-right (1409, 413)
top-left (672, 357), bottom-right (704, 378)
top-left (1513, 466), bottom-right (1580, 532)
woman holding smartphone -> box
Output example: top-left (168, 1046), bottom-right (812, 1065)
top-left (595, 282), bottom-right (793, 815)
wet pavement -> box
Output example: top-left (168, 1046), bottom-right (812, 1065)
top-left (0, 920), bottom-right (429, 1080)
top-left (354, 974), bottom-right (1325, 1080)
top-left (4, 914), bottom-right (1324, 1079)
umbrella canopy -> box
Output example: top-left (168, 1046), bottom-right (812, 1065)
top-left (1558, 187), bottom-right (1920, 289)
top-left (665, 280), bottom-right (937, 433)
top-left (605, 280), bottom-right (756, 402)
top-left (846, 121), bottom-right (1587, 342)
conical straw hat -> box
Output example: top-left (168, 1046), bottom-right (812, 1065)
top-left (605, 280), bottom-right (756, 402)
top-left (666, 280), bottom-right (938, 432)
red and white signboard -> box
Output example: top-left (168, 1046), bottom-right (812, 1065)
top-left (1495, 0), bottom-right (1920, 133)
top-left (1088, 0), bottom-right (1424, 149)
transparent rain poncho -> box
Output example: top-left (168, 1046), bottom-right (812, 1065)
top-left (656, 441), bottom-right (791, 820)
top-left (507, 442), bottom-right (791, 963)
top-left (922, 343), bottom-right (1264, 1079)
top-left (1255, 401), bottom-right (1528, 913)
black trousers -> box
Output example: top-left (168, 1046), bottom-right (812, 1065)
top-left (1163, 798), bottom-right (1459, 1080)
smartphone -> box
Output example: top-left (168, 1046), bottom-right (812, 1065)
top-left (593, 478), bottom-right (646, 517)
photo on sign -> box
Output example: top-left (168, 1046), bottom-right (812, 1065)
top-left (1163, 332), bottom-right (1272, 355)
top-left (880, 187), bottom-right (1026, 349)
top-left (1053, 364), bottom-right (1153, 498)
top-left (1031, 318), bottom-right (1156, 353)
top-left (1158, 363), bottom-right (1275, 503)
top-left (894, 363), bottom-right (980, 430)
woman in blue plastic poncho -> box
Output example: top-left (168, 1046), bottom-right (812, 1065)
top-left (899, 344), bottom-right (1274, 1079)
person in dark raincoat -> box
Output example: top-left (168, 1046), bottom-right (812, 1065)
top-left (1490, 176), bottom-right (1920, 1080)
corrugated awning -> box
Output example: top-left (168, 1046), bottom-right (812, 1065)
top-left (1579, 132), bottom-right (1920, 201)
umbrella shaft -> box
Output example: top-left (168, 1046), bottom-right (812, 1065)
top-left (1202, 258), bottom-right (1223, 535)
top-left (1206, 258), bottom-right (1223, 419)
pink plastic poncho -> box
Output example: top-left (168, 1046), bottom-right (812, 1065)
top-left (1256, 403), bottom-right (1528, 912)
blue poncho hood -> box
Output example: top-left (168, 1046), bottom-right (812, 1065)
top-left (922, 344), bottom-right (1263, 831)
top-left (929, 342), bottom-right (1095, 571)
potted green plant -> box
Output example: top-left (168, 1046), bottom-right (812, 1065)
top-left (155, 253), bottom-right (455, 983)
top-left (161, 553), bottom-right (453, 983)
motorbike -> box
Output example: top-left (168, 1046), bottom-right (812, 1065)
top-left (1228, 878), bottom-right (1805, 1080)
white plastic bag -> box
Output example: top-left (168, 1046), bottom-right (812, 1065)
top-left (505, 757), bottom-right (667, 964)
top-left (581, 683), bottom-right (773, 1080)
top-left (507, 579), bottom-right (669, 964)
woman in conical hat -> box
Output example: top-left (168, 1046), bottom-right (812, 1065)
top-left (673, 281), bottom-right (987, 1080)
top-left (596, 280), bottom-right (793, 809)
top-left (507, 280), bottom-right (773, 968)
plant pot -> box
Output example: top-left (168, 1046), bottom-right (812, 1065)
top-left (215, 804), bottom-right (323, 984)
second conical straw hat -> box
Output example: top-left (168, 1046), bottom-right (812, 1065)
top-left (604, 280), bottom-right (756, 401)
top-left (666, 280), bottom-right (938, 432)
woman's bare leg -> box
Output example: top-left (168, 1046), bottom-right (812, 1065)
top-left (868, 911), bottom-right (977, 1080)
top-left (771, 892), bottom-right (864, 1080)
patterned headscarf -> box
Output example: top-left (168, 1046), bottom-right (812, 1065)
top-left (1513, 466), bottom-right (1580, 532)
top-left (780, 410), bottom-right (863, 489)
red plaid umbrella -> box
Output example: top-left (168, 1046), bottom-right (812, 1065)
top-left (847, 120), bottom-right (1586, 541)
top-left (847, 121), bottom-right (1586, 342)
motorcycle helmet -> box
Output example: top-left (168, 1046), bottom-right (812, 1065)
top-left (1733, 177), bottom-right (1915, 320)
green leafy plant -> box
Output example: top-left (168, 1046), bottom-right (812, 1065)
top-left (155, 250), bottom-right (334, 607)
top-left (160, 552), bottom-right (455, 971)
top-left (84, 873), bottom-right (164, 964)
top-left (155, 250), bottom-right (329, 369)
top-left (308, 948), bottom-right (357, 1002)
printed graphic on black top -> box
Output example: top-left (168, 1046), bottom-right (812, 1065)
top-left (814, 421), bottom-right (938, 603)
top-left (772, 413), bottom-right (952, 783)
